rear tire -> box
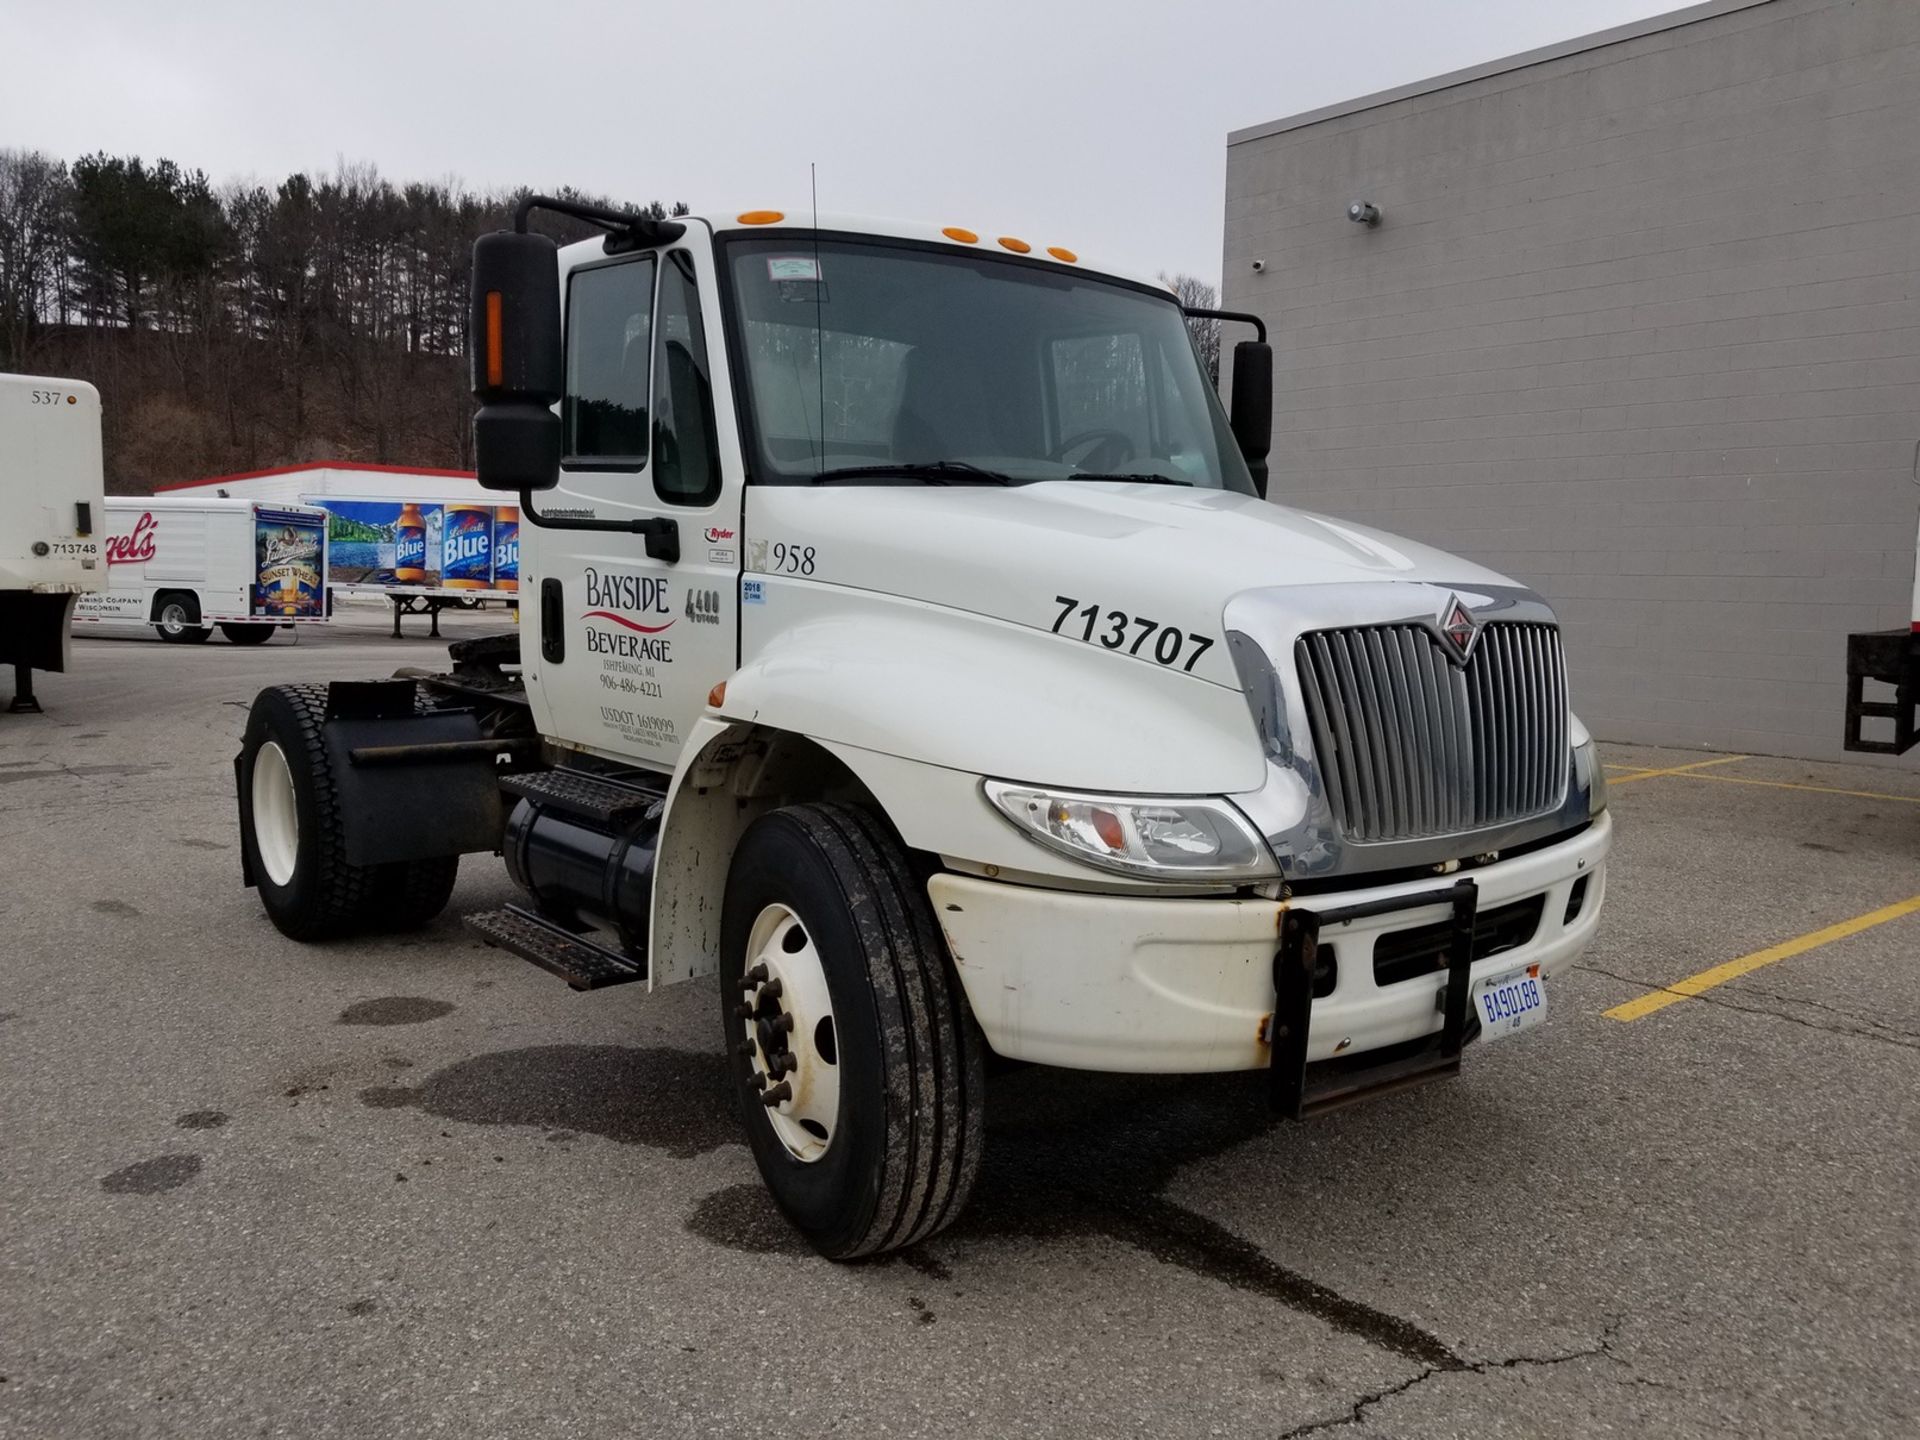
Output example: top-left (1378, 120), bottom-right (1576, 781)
top-left (237, 684), bottom-right (378, 940)
top-left (371, 856), bottom-right (460, 930)
top-left (154, 594), bottom-right (211, 644)
top-left (720, 803), bottom-right (985, 1259)
top-left (221, 623), bottom-right (275, 646)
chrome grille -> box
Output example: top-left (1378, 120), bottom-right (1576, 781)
top-left (1295, 622), bottom-right (1568, 843)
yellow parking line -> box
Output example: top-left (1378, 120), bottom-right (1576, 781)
top-left (1604, 894), bottom-right (1920, 1022)
top-left (1607, 754), bottom-right (1749, 786)
top-left (1668, 772), bottom-right (1920, 807)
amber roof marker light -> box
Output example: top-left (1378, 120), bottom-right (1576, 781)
top-left (997, 236), bottom-right (1031, 254)
top-left (942, 226), bottom-right (979, 244)
top-left (737, 210), bottom-right (785, 225)
top-left (1047, 245), bottom-right (1078, 263)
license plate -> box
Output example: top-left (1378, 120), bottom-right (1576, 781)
top-left (1470, 964), bottom-right (1546, 1042)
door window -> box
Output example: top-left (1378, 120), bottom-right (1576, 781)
top-left (564, 257), bottom-right (656, 467)
top-left (650, 251), bottom-right (722, 505)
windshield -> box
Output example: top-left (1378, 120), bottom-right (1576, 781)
top-left (724, 236), bottom-right (1255, 492)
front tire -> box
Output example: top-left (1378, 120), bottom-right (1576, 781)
top-left (221, 623), bottom-right (274, 646)
top-left (237, 684), bottom-right (379, 940)
top-left (720, 804), bottom-right (984, 1259)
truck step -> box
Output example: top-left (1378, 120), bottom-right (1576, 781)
top-left (500, 768), bottom-right (665, 826)
top-left (465, 905), bottom-right (647, 990)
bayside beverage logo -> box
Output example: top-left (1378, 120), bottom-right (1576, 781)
top-left (583, 567), bottom-right (675, 661)
top-left (105, 512), bottom-right (157, 565)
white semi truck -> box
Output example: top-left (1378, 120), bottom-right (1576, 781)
top-left (233, 200), bottom-right (1611, 1258)
top-left (1, 374), bottom-right (106, 713)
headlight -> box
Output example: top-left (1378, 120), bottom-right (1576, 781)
top-left (982, 780), bottom-right (1277, 880)
top-left (1571, 716), bottom-right (1606, 816)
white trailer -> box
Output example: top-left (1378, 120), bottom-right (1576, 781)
top-left (72, 496), bottom-right (329, 644)
top-left (159, 463), bottom-right (520, 633)
top-left (0, 374), bottom-right (105, 712)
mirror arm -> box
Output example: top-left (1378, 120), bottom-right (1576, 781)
top-left (513, 193), bottom-right (686, 249)
top-left (1180, 306), bottom-right (1266, 344)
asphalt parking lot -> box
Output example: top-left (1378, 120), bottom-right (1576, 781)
top-left (3, 607), bottom-right (1917, 1439)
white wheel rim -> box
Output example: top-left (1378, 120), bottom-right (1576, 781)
top-left (740, 903), bottom-right (840, 1163)
top-left (160, 604), bottom-right (186, 635)
top-left (251, 741), bottom-right (299, 887)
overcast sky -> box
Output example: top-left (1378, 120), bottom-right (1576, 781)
top-left (4, 0), bottom-right (1684, 281)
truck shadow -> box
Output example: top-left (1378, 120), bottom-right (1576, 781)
top-left (363, 1043), bottom-right (1465, 1365)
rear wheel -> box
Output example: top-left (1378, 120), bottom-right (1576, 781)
top-left (221, 623), bottom-right (274, 646)
top-left (371, 856), bottom-right (460, 930)
top-left (720, 803), bottom-right (984, 1259)
top-left (237, 684), bottom-right (378, 940)
top-left (155, 594), bottom-right (211, 644)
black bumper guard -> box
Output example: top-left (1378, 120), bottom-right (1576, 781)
top-left (1271, 877), bottom-right (1481, 1118)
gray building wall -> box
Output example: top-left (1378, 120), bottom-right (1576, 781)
top-left (1222, 0), bottom-right (1920, 762)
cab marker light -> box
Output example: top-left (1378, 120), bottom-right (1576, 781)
top-left (1047, 245), bottom-right (1077, 262)
top-left (737, 210), bottom-right (784, 225)
top-left (943, 226), bottom-right (979, 244)
top-left (997, 236), bottom-right (1031, 254)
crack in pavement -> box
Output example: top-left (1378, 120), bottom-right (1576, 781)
top-left (1277, 1317), bottom-right (1631, 1437)
top-left (1575, 962), bottom-right (1920, 1053)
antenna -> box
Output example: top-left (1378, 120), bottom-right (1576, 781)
top-left (811, 162), bottom-right (825, 469)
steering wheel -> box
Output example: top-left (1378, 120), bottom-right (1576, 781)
top-left (1052, 429), bottom-right (1137, 471)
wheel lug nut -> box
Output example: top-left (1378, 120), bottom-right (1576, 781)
top-left (760, 1081), bottom-right (792, 1107)
top-left (743, 963), bottom-right (769, 987)
top-left (772, 1053), bottom-right (797, 1076)
top-left (733, 1002), bottom-right (754, 1019)
top-left (736, 1041), bottom-right (756, 1059)
top-left (761, 978), bottom-right (783, 1000)
top-left (770, 1013), bottom-right (795, 1035)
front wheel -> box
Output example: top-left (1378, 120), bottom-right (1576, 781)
top-left (720, 804), bottom-right (985, 1259)
top-left (221, 623), bottom-right (275, 646)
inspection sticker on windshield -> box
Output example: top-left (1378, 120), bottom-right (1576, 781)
top-left (766, 256), bottom-right (822, 282)
top-left (1471, 963), bottom-right (1546, 1042)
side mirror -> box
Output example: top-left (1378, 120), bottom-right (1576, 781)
top-left (470, 231), bottom-right (563, 492)
top-left (1228, 339), bottom-right (1273, 499)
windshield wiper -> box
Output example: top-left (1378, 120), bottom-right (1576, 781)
top-left (1065, 472), bottom-right (1195, 487)
top-left (810, 461), bottom-right (1013, 486)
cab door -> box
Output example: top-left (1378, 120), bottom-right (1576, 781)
top-left (526, 229), bottom-right (743, 771)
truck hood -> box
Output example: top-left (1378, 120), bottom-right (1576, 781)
top-left (747, 481), bottom-right (1521, 690)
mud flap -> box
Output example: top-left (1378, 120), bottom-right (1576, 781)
top-left (321, 680), bottom-right (504, 865)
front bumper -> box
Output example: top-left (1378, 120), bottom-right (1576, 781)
top-left (928, 811), bottom-right (1610, 1073)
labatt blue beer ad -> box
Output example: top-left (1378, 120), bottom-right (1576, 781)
top-left (252, 509), bottom-right (326, 617)
top-left (493, 506), bottom-right (519, 590)
top-left (441, 505), bottom-right (492, 589)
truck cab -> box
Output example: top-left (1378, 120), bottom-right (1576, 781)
top-left (234, 203), bottom-right (1611, 1258)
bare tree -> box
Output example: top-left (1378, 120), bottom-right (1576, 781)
top-left (0, 149), bottom-right (72, 369)
top-left (1160, 272), bottom-right (1220, 385)
top-left (0, 146), bottom-right (684, 488)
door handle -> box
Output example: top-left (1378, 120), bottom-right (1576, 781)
top-left (540, 578), bottom-right (565, 663)
top-left (638, 517), bottom-right (679, 564)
